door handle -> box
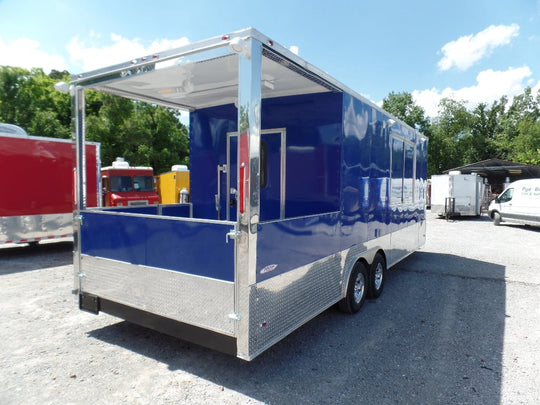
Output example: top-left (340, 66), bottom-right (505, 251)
top-left (216, 164), bottom-right (227, 219)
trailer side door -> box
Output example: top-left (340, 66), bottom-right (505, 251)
top-left (219, 129), bottom-right (286, 222)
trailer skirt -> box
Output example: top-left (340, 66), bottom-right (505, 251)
top-left (0, 213), bottom-right (72, 244)
top-left (98, 296), bottom-right (237, 356)
top-left (79, 255), bottom-right (236, 336)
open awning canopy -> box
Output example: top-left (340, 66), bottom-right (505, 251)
top-left (71, 28), bottom-right (342, 112)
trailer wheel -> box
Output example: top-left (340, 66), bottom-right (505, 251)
top-left (368, 253), bottom-right (386, 299)
top-left (339, 261), bottom-right (368, 314)
top-left (493, 211), bottom-right (501, 226)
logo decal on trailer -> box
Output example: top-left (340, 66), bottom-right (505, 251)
top-left (260, 264), bottom-right (278, 274)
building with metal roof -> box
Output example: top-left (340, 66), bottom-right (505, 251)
top-left (443, 158), bottom-right (540, 193)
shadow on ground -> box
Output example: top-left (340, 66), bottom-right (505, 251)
top-left (87, 251), bottom-right (506, 404)
top-left (0, 242), bottom-right (73, 275)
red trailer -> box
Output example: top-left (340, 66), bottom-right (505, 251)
top-left (0, 124), bottom-right (100, 245)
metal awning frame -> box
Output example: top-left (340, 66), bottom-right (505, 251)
top-left (70, 28), bottom-right (344, 111)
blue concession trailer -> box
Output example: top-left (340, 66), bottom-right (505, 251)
top-left (72, 28), bottom-right (428, 360)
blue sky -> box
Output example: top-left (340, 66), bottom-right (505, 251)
top-left (1, 0), bottom-right (539, 117)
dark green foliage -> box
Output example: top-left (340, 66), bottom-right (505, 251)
top-left (85, 94), bottom-right (189, 174)
top-left (382, 91), bottom-right (431, 134)
top-left (0, 66), bottom-right (71, 138)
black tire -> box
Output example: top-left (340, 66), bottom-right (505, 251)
top-left (368, 253), bottom-right (386, 299)
top-left (339, 261), bottom-right (368, 314)
top-left (493, 211), bottom-right (501, 226)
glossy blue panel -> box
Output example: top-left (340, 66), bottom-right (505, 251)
top-left (80, 211), bottom-right (234, 281)
top-left (189, 104), bottom-right (237, 220)
top-left (186, 90), bottom-right (427, 283)
top-left (369, 110), bottom-right (391, 232)
top-left (341, 94), bottom-right (373, 247)
top-left (160, 204), bottom-right (191, 218)
top-left (145, 218), bottom-right (234, 281)
top-left (256, 212), bottom-right (340, 282)
top-left (262, 93), bottom-right (342, 218)
top-left (259, 132), bottom-right (282, 221)
top-left (416, 137), bottom-right (429, 201)
top-left (81, 212), bottom-right (147, 263)
top-left (190, 93), bottom-right (342, 221)
top-left (223, 131), bottom-right (284, 222)
top-left (340, 93), bottom-right (428, 249)
top-left (106, 206), bottom-right (158, 215)
top-left (391, 137), bottom-right (404, 204)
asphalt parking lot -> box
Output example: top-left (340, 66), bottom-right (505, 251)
top-left (1, 211), bottom-right (539, 404)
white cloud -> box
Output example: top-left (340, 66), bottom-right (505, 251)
top-left (67, 33), bottom-right (190, 72)
top-left (0, 36), bottom-right (67, 72)
top-left (413, 66), bottom-right (537, 117)
top-left (438, 24), bottom-right (519, 71)
top-left (0, 33), bottom-right (191, 74)
top-left (289, 45), bottom-right (299, 55)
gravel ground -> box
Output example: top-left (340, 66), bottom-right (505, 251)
top-left (1, 212), bottom-right (539, 404)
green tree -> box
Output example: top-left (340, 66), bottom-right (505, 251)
top-left (495, 87), bottom-right (540, 159)
top-left (0, 66), bottom-right (71, 138)
top-left (429, 98), bottom-right (471, 173)
top-left (382, 91), bottom-right (444, 175)
top-left (461, 99), bottom-right (504, 163)
top-left (508, 119), bottom-right (540, 165)
top-left (382, 91), bottom-right (430, 134)
top-left (86, 93), bottom-right (188, 174)
top-left (86, 93), bottom-right (135, 165)
top-left (122, 102), bottom-right (189, 174)
top-left (501, 87), bottom-right (539, 135)
top-left (0, 66), bottom-right (30, 125)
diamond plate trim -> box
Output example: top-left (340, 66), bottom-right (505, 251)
top-left (247, 253), bottom-right (343, 358)
top-left (80, 255), bottom-right (235, 336)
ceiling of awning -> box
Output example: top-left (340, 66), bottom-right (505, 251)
top-left (91, 49), bottom-right (336, 111)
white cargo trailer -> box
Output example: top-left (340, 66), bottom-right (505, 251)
top-left (431, 172), bottom-right (485, 217)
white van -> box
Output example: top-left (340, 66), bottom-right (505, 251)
top-left (488, 179), bottom-right (540, 226)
